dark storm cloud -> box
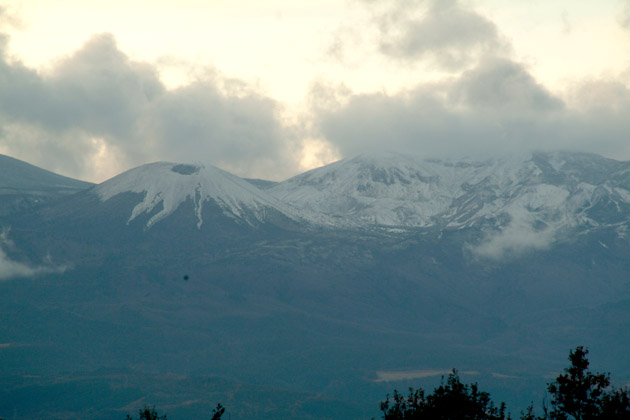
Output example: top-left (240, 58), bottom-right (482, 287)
top-left (144, 80), bottom-right (289, 177)
top-left (0, 34), bottom-right (163, 170)
top-left (0, 33), bottom-right (160, 132)
top-left (450, 57), bottom-right (564, 113)
top-left (313, 0), bottom-right (630, 161)
top-left (49, 35), bottom-right (164, 140)
top-left (315, 57), bottom-right (630, 160)
top-left (0, 33), bottom-right (296, 181)
top-left (375, 0), bottom-right (507, 68)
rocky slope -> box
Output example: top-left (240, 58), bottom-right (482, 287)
top-left (269, 152), bottom-right (630, 255)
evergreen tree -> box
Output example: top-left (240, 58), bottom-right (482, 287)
top-left (378, 370), bottom-right (508, 420)
top-left (126, 405), bottom-right (168, 420)
top-left (524, 346), bottom-right (630, 420)
top-left (547, 346), bottom-right (609, 420)
top-left (211, 403), bottom-right (225, 420)
top-left (124, 403), bottom-right (225, 420)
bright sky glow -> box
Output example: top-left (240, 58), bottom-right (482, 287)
top-left (7, 0), bottom-right (627, 102)
top-left (1, 0), bottom-right (629, 182)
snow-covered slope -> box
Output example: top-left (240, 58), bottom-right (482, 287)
top-left (269, 151), bottom-right (630, 235)
top-left (31, 151), bottom-right (630, 240)
top-left (95, 162), bottom-right (302, 229)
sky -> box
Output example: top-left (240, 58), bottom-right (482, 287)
top-left (0, 0), bottom-right (629, 182)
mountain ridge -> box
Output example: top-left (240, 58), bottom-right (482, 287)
top-left (1, 150), bottom-right (630, 420)
top-left (267, 151), bottom-right (630, 244)
top-left (94, 161), bottom-right (304, 229)
top-left (0, 154), bottom-right (93, 193)
top-left (0, 154), bottom-right (93, 217)
top-left (4, 150), bottom-right (630, 242)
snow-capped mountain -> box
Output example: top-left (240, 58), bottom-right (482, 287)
top-left (7, 150), bottom-right (629, 242)
top-left (269, 151), bottom-right (630, 237)
top-left (3, 151), bottom-right (630, 420)
top-left (94, 162), bottom-right (303, 229)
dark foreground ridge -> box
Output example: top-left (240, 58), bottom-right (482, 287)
top-left (375, 347), bottom-right (630, 420)
top-left (4, 347), bottom-right (625, 420)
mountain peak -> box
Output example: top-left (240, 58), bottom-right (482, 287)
top-left (95, 161), bottom-right (300, 229)
top-left (269, 151), bottom-right (630, 234)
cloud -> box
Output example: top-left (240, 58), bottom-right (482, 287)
top-left (468, 216), bottom-right (556, 260)
top-left (143, 78), bottom-right (292, 179)
top-left (450, 57), bottom-right (564, 114)
top-left (375, 0), bottom-right (507, 68)
top-left (0, 34), bottom-right (163, 177)
top-left (0, 33), bottom-right (299, 182)
top-left (325, 0), bottom-right (508, 71)
top-left (314, 1), bottom-right (630, 164)
top-left (620, 0), bottom-right (630, 29)
top-left (0, 248), bottom-right (61, 280)
top-left (1, 3), bottom-right (629, 185)
top-left (0, 229), bottom-right (67, 280)
top-left (0, 5), bottom-right (22, 30)
top-left (314, 55), bottom-right (630, 161)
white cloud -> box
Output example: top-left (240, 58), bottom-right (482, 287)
top-left (1, 2), bottom-right (630, 184)
top-left (0, 248), bottom-right (45, 280)
top-left (470, 219), bottom-right (555, 260)
top-left (314, 55), bottom-right (630, 162)
top-left (0, 229), bottom-right (67, 280)
top-left (375, 0), bottom-right (508, 69)
top-left (0, 33), bottom-right (302, 182)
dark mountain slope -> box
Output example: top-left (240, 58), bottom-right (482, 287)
top-left (1, 152), bottom-right (629, 420)
top-left (0, 154), bottom-right (92, 216)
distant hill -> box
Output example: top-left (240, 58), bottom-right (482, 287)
top-left (0, 154), bottom-right (92, 216)
top-left (243, 178), bottom-right (278, 190)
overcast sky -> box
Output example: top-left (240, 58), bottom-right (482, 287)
top-left (0, 0), bottom-right (629, 182)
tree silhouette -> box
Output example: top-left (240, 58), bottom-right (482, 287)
top-left (374, 347), bottom-right (630, 420)
top-left (378, 370), bottom-right (508, 420)
top-left (547, 346), bottom-right (610, 420)
top-left (525, 346), bottom-right (630, 420)
top-left (125, 405), bottom-right (168, 420)
top-left (211, 403), bottom-right (225, 420)
top-left (124, 403), bottom-right (225, 420)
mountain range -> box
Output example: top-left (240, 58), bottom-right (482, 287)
top-left (1, 151), bottom-right (629, 420)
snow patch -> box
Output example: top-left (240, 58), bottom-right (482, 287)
top-left (270, 151), bottom-right (630, 235)
top-left (96, 162), bottom-right (300, 229)
top-left (614, 187), bottom-right (630, 201)
top-left (94, 152), bottom-right (630, 233)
